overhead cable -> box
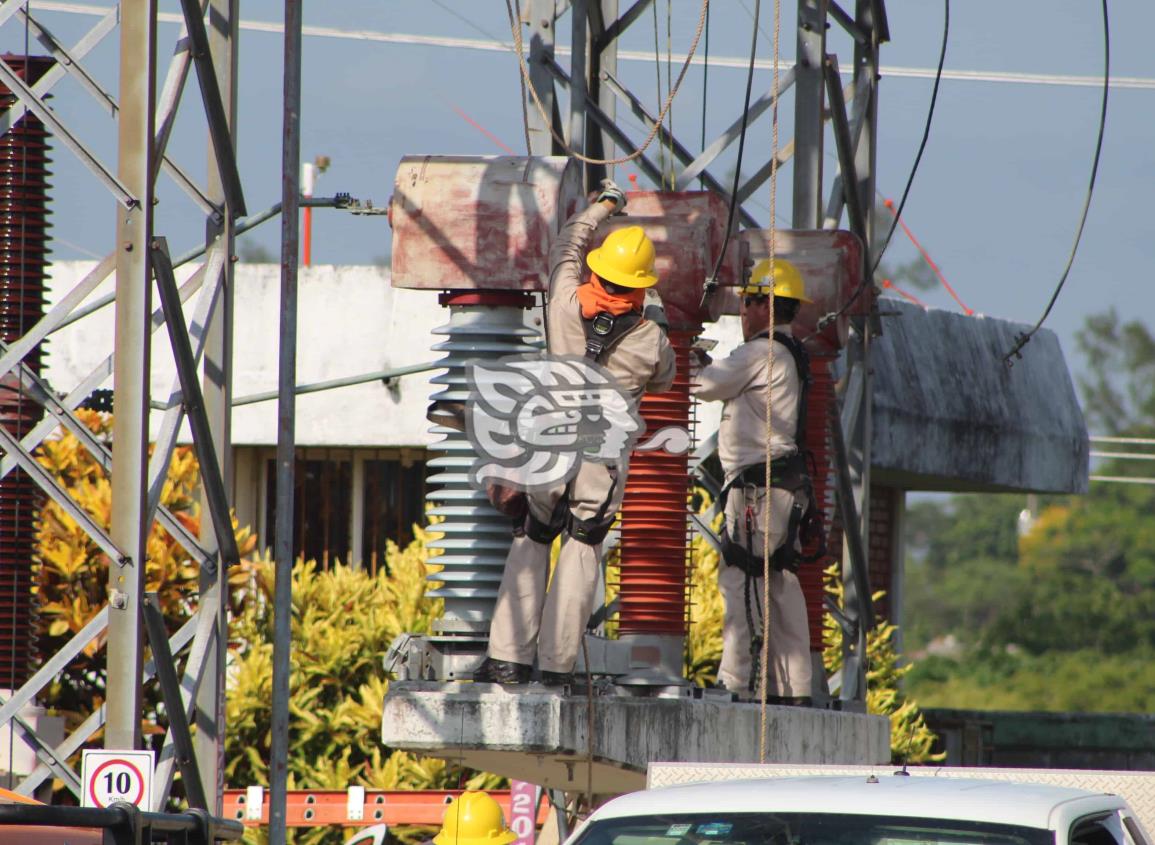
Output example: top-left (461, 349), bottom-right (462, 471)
top-left (429, 0), bottom-right (503, 42)
top-left (1004, 0), bottom-right (1109, 364)
top-left (817, 0), bottom-right (949, 331)
top-left (29, 3), bottom-right (1155, 90)
top-left (702, 0), bottom-right (761, 306)
top-left (502, 0), bottom-right (531, 154)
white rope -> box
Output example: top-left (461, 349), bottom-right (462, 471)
top-left (759, 0), bottom-right (781, 763)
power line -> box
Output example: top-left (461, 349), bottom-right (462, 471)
top-left (817, 0), bottom-right (950, 332)
top-left (1092, 436), bottom-right (1155, 446)
top-left (27, 2), bottom-right (1155, 91)
top-left (428, 0), bottom-right (504, 43)
top-left (871, 0), bottom-right (948, 276)
top-left (1004, 0), bottom-right (1109, 364)
top-left (705, 0), bottom-right (761, 301)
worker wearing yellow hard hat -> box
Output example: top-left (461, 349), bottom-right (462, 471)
top-left (740, 257), bottom-right (814, 301)
top-left (434, 792), bottom-right (518, 845)
top-left (585, 225), bottom-right (659, 289)
top-left (691, 255), bottom-right (818, 706)
top-left (476, 179), bottom-right (676, 687)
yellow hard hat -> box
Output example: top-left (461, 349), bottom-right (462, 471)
top-left (586, 225), bottom-right (659, 289)
top-left (433, 792), bottom-right (518, 845)
top-left (742, 258), bottom-right (812, 302)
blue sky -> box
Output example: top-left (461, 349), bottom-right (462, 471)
top-left (3, 0), bottom-right (1153, 385)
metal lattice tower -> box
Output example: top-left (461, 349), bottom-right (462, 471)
top-left (0, 0), bottom-right (244, 811)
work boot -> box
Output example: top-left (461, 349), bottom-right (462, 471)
top-left (539, 670), bottom-right (575, 687)
top-left (766, 695), bottom-right (813, 708)
top-left (473, 657), bottom-right (531, 685)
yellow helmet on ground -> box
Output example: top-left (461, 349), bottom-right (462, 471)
top-left (742, 258), bottom-right (812, 302)
top-left (586, 225), bottom-right (659, 289)
top-left (433, 792), bottom-right (518, 845)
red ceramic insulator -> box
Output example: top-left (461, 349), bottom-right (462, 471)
top-left (438, 290), bottom-right (535, 309)
top-left (0, 55), bottom-right (53, 690)
top-left (799, 354), bottom-right (838, 649)
top-left (616, 330), bottom-right (696, 635)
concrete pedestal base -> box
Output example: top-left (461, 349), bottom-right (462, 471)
top-left (381, 682), bottom-right (890, 794)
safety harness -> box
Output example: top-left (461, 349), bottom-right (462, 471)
top-left (518, 301), bottom-right (641, 547)
top-left (582, 309), bottom-right (644, 362)
top-left (522, 470), bottom-right (619, 547)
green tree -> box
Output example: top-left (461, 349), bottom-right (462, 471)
top-left (1075, 309), bottom-right (1155, 434)
top-left (236, 234), bottom-right (276, 263)
top-left (903, 312), bottom-right (1155, 712)
top-left (1020, 484), bottom-right (1155, 588)
top-left (902, 494), bottom-right (1028, 651)
top-left (906, 648), bottom-right (1155, 713)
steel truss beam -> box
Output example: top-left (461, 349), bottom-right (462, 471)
top-left (7, 4), bottom-right (216, 215)
top-left (0, 263), bottom-right (216, 566)
top-left (0, 0), bottom-right (890, 811)
top-left (0, 0), bottom-right (243, 810)
top-left (4, 611), bottom-right (199, 798)
top-left (153, 238), bottom-right (241, 573)
top-left (144, 594), bottom-right (208, 809)
top-left (0, 52), bottom-right (134, 205)
top-left (0, 341), bottom-right (210, 566)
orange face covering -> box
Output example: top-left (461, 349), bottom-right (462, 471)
top-left (577, 273), bottom-right (646, 318)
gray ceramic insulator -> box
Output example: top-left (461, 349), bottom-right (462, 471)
top-left (425, 303), bottom-right (542, 634)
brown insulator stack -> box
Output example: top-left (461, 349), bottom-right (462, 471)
top-left (0, 55), bottom-right (53, 691)
top-left (616, 330), bottom-right (695, 636)
top-left (801, 354), bottom-right (838, 649)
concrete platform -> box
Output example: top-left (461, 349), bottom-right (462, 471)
top-left (381, 682), bottom-right (890, 795)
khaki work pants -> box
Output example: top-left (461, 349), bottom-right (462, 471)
top-left (487, 460), bottom-right (623, 673)
top-left (718, 484), bottom-right (813, 697)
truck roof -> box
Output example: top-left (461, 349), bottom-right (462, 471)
top-left (589, 775), bottom-right (1127, 831)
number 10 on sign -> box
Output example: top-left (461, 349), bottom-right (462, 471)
top-left (81, 749), bottom-right (155, 810)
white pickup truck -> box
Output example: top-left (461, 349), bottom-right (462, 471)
top-left (565, 766), bottom-right (1154, 845)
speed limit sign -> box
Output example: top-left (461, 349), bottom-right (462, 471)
top-left (81, 749), bottom-right (155, 809)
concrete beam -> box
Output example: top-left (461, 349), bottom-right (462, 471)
top-left (382, 684), bottom-right (890, 794)
top-left (868, 301), bottom-right (1088, 494)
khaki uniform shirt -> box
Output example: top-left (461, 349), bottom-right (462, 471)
top-left (693, 327), bottom-right (801, 486)
top-left (546, 204), bottom-right (676, 399)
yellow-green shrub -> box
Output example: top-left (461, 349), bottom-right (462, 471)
top-left (823, 564), bottom-right (944, 763)
top-left (34, 410), bottom-right (255, 733)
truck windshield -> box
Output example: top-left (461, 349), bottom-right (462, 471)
top-left (572, 813), bottom-right (1054, 845)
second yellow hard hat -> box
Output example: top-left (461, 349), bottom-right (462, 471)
top-left (742, 258), bottom-right (812, 302)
